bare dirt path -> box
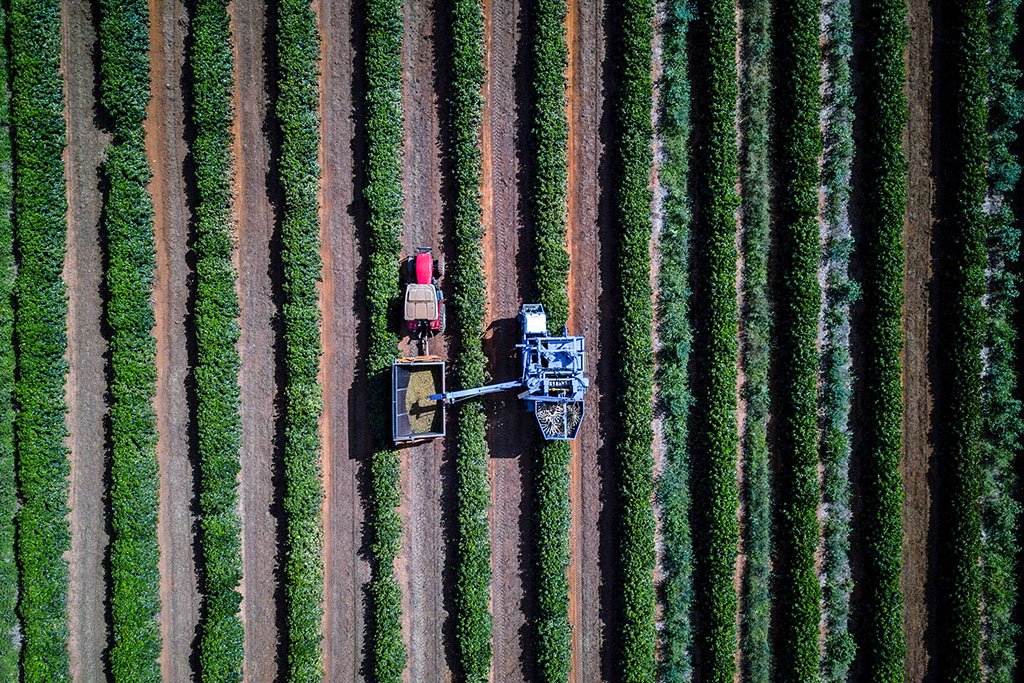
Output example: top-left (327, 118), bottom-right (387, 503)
top-left (399, 0), bottom-right (453, 680)
top-left (62, 0), bottom-right (111, 679)
top-left (230, 1), bottom-right (281, 679)
top-left (317, 0), bottom-right (372, 678)
top-left (902, 0), bottom-right (934, 678)
top-left (146, 0), bottom-right (200, 678)
top-left (481, 0), bottom-right (537, 679)
top-left (565, 0), bottom-right (614, 680)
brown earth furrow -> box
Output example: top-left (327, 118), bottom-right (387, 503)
top-left (318, 0), bottom-right (371, 678)
top-left (146, 0), bottom-right (200, 678)
top-left (400, 0), bottom-right (451, 680)
top-left (902, 0), bottom-right (934, 678)
top-left (231, 1), bottom-right (280, 680)
top-left (482, 0), bottom-right (535, 679)
top-left (565, 0), bottom-right (611, 680)
top-left (62, 0), bottom-right (112, 679)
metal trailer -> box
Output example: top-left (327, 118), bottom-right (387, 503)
top-left (392, 358), bottom-right (446, 442)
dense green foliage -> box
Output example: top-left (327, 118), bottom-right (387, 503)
top-left (188, 1), bottom-right (244, 680)
top-left (689, 0), bottom-right (740, 679)
top-left (769, 1), bottom-right (823, 679)
top-left (937, 1), bottom-right (987, 679)
top-left (448, 0), bottom-right (492, 679)
top-left (275, 1), bottom-right (324, 680)
top-left (819, 0), bottom-right (856, 678)
top-left (97, 0), bottom-right (161, 679)
top-left (612, 0), bottom-right (655, 680)
top-left (364, 0), bottom-right (406, 680)
top-left (981, 1), bottom-right (1023, 680)
top-left (0, 3), bottom-right (16, 679)
top-left (530, 1), bottom-right (572, 681)
top-left (737, 0), bottom-right (771, 678)
top-left (656, 2), bottom-right (695, 681)
top-left (531, 0), bottom-right (570, 331)
top-left (10, 1), bottom-right (70, 679)
top-left (856, 0), bottom-right (908, 679)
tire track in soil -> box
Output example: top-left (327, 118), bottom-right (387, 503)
top-left (399, 0), bottom-right (453, 680)
top-left (230, 1), bottom-right (280, 680)
top-left (146, 0), bottom-right (200, 678)
top-left (318, 0), bottom-right (371, 679)
top-left (565, 0), bottom-right (615, 680)
top-left (482, 0), bottom-right (537, 679)
top-left (902, 0), bottom-right (934, 678)
top-left (62, 0), bottom-right (112, 679)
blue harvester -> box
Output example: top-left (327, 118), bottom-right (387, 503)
top-left (391, 304), bottom-right (589, 442)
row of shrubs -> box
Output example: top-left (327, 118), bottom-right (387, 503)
top-left (737, 0), bottom-right (771, 678)
top-left (981, 1), bottom-right (1024, 679)
top-left (529, 0), bottom-right (572, 680)
top-left (937, 1), bottom-right (988, 679)
top-left (96, 0), bottom-right (162, 679)
top-left (611, 0), bottom-right (656, 680)
top-left (655, 2), bottom-right (695, 681)
top-left (856, 0), bottom-right (908, 679)
top-left (0, 2), bottom-right (16, 679)
top-left (274, 1), bottom-right (325, 680)
top-left (188, 1), bottom-right (245, 680)
top-left (769, 0), bottom-right (823, 678)
top-left (688, 0), bottom-right (740, 679)
top-left (363, 0), bottom-right (406, 680)
top-left (655, 2), bottom-right (696, 679)
top-left (448, 0), bottom-right (492, 680)
top-left (819, 0), bottom-right (857, 678)
top-left (10, 1), bottom-right (71, 680)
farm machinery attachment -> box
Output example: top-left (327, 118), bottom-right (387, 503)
top-left (392, 303), bottom-right (589, 442)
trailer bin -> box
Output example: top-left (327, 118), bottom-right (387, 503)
top-left (392, 359), bottom-right (446, 442)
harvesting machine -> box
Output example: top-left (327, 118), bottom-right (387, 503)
top-left (392, 303), bottom-right (589, 443)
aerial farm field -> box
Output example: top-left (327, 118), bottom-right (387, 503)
top-left (0, 0), bottom-right (1020, 681)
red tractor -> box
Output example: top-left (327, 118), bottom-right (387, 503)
top-left (402, 246), bottom-right (445, 346)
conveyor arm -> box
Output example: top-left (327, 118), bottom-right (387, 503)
top-left (430, 380), bottom-right (524, 404)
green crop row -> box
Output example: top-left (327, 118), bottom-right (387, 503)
top-left (770, 1), bottom-right (823, 679)
top-left (981, 1), bottom-right (1023, 680)
top-left (10, 1), bottom-right (70, 680)
top-left (612, 0), bottom-right (656, 681)
top-left (530, 0), bottom-right (571, 680)
top-left (275, 1), bottom-right (324, 680)
top-left (819, 0), bottom-right (856, 679)
top-left (97, 0), bottom-right (161, 679)
top-left (689, 0), bottom-right (740, 680)
top-left (857, 0), bottom-right (907, 679)
top-left (656, 2), bottom-right (694, 682)
top-left (938, 1), bottom-right (987, 679)
top-left (364, 0), bottom-right (405, 680)
top-left (737, 0), bottom-right (771, 678)
top-left (188, 1), bottom-right (244, 680)
top-left (0, 2), bottom-right (16, 680)
top-left (448, 0), bottom-right (492, 680)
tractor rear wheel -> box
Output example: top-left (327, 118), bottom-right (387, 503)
top-left (438, 304), bottom-right (446, 334)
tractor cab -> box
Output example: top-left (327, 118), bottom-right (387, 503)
top-left (403, 247), bottom-right (445, 343)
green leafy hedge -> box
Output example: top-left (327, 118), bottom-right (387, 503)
top-left (188, 1), bottom-right (244, 680)
top-left (737, 0), bottom-right (771, 678)
top-left (612, 0), bottom-right (656, 680)
top-left (363, 0), bottom-right (405, 680)
top-left (97, 1), bottom-right (162, 680)
top-left (448, 0), bottom-right (492, 680)
top-left (937, 1), bottom-right (987, 679)
top-left (0, 2), bottom-right (16, 679)
top-left (10, 1), bottom-right (70, 680)
top-left (856, 0), bottom-right (907, 679)
top-left (688, 0), bottom-right (740, 679)
top-left (769, 0), bottom-right (823, 679)
top-left (656, 2), bottom-right (694, 682)
top-left (819, 0), bottom-right (856, 678)
top-left (274, 1), bottom-right (324, 680)
top-left (981, 1), bottom-right (1023, 680)
top-left (530, 1), bottom-right (571, 680)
